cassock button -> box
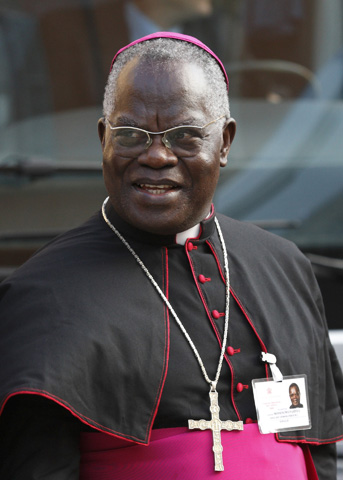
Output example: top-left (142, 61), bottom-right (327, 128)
top-left (212, 310), bottom-right (225, 319)
top-left (187, 242), bottom-right (194, 251)
top-left (236, 383), bottom-right (249, 393)
top-left (245, 418), bottom-right (255, 424)
top-left (198, 274), bottom-right (211, 284)
top-left (227, 346), bottom-right (241, 356)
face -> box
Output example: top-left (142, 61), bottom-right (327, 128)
top-left (289, 386), bottom-right (300, 406)
top-left (99, 58), bottom-right (235, 235)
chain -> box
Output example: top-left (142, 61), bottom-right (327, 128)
top-left (101, 197), bottom-right (230, 391)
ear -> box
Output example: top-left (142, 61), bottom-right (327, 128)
top-left (220, 118), bottom-right (236, 167)
top-left (98, 117), bottom-right (107, 151)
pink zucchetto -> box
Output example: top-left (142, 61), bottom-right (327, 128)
top-left (109, 31), bottom-right (229, 90)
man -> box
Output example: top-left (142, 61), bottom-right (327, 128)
top-left (0, 32), bottom-right (342, 479)
top-left (289, 383), bottom-right (304, 409)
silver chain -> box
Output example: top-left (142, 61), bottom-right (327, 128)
top-left (101, 197), bottom-right (230, 391)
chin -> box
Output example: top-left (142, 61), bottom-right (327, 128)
top-left (135, 220), bottom-right (180, 236)
top-left (130, 214), bottom-right (189, 236)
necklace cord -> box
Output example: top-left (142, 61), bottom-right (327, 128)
top-left (101, 197), bottom-right (230, 390)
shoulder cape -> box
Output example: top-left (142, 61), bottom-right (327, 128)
top-left (0, 211), bottom-right (342, 445)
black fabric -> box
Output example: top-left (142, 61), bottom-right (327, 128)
top-left (0, 206), bottom-right (342, 478)
top-left (154, 240), bottom-right (267, 428)
top-left (309, 443), bottom-right (337, 480)
top-left (0, 209), bottom-right (171, 443)
top-left (0, 395), bottom-right (83, 479)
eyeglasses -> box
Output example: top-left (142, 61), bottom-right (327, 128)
top-left (105, 115), bottom-right (226, 157)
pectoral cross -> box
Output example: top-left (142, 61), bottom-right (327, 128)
top-left (188, 389), bottom-right (244, 471)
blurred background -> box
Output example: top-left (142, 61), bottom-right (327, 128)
top-left (0, 1), bottom-right (342, 324)
top-left (0, 0), bottom-right (343, 472)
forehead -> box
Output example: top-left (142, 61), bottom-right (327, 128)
top-left (112, 57), bottom-right (212, 122)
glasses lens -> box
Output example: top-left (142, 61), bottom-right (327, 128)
top-left (165, 126), bottom-right (203, 154)
top-left (111, 127), bottom-right (149, 149)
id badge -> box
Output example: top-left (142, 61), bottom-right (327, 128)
top-left (252, 375), bottom-right (311, 434)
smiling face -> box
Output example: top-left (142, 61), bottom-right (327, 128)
top-left (289, 385), bottom-right (300, 407)
top-left (99, 57), bottom-right (235, 235)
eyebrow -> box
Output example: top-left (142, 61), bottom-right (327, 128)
top-left (112, 115), bottom-right (205, 129)
top-left (113, 116), bottom-right (141, 128)
top-left (177, 118), bottom-right (203, 125)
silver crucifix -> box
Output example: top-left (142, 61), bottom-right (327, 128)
top-left (188, 388), bottom-right (243, 471)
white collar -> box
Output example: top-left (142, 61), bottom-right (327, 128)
top-left (175, 224), bottom-right (201, 245)
top-left (175, 209), bottom-right (213, 245)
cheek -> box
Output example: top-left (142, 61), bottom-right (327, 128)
top-left (102, 154), bottom-right (124, 195)
top-left (102, 143), bottom-right (130, 180)
top-left (189, 150), bottom-right (221, 189)
top-left (102, 153), bottom-right (115, 182)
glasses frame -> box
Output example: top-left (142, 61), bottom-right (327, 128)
top-left (105, 115), bottom-right (226, 152)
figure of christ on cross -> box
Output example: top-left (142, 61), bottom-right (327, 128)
top-left (188, 389), bottom-right (244, 471)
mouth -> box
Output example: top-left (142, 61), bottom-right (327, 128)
top-left (135, 183), bottom-right (180, 195)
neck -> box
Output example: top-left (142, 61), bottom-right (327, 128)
top-left (103, 199), bottom-right (215, 247)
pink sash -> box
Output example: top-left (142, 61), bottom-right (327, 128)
top-left (80, 425), bottom-right (318, 479)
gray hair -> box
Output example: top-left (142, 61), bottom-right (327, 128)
top-left (103, 38), bottom-right (230, 120)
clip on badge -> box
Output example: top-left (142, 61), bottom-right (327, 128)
top-left (252, 353), bottom-right (311, 434)
top-left (261, 352), bottom-right (283, 382)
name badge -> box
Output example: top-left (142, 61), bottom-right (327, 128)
top-left (252, 375), bottom-right (311, 434)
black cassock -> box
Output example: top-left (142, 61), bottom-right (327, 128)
top-left (0, 203), bottom-right (342, 479)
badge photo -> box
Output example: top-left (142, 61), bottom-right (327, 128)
top-left (252, 375), bottom-right (311, 434)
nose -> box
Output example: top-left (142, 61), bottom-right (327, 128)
top-left (137, 135), bottom-right (178, 169)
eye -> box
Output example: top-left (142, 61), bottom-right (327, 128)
top-left (165, 127), bottom-right (203, 155)
top-left (172, 129), bottom-right (192, 140)
top-left (168, 127), bottom-right (202, 143)
top-left (112, 128), bottom-right (147, 147)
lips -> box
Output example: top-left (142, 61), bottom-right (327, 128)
top-left (135, 183), bottom-right (179, 195)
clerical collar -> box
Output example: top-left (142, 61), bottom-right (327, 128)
top-left (175, 224), bottom-right (200, 245)
top-left (104, 202), bottom-right (216, 247)
top-left (175, 209), bottom-right (214, 245)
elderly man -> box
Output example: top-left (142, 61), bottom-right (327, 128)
top-left (0, 33), bottom-right (342, 480)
